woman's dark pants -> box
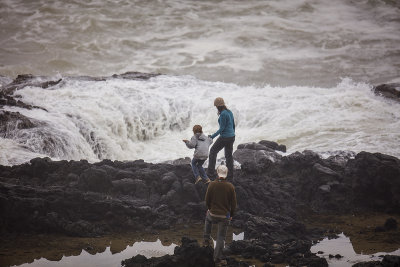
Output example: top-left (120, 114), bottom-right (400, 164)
top-left (207, 136), bottom-right (235, 179)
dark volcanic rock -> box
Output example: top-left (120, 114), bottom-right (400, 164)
top-left (352, 255), bottom-right (400, 267)
top-left (375, 218), bottom-right (398, 232)
top-left (384, 218), bottom-right (398, 231)
top-left (373, 83), bottom-right (400, 102)
top-left (237, 142), bottom-right (275, 152)
top-left (345, 152), bottom-right (400, 212)
top-left (121, 237), bottom-right (254, 267)
top-left (1, 139), bottom-right (400, 265)
top-left (121, 237), bottom-right (215, 267)
top-left (0, 74), bottom-right (62, 95)
top-left (258, 140), bottom-right (286, 152)
top-left (0, 111), bottom-right (36, 136)
top-left (111, 71), bottom-right (160, 80)
top-left (289, 253), bottom-right (328, 267)
top-left (78, 167), bottom-right (113, 193)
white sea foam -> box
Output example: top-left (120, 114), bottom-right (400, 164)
top-left (0, 0), bottom-right (399, 86)
top-left (1, 75), bottom-right (399, 165)
top-left (0, 138), bottom-right (48, 166)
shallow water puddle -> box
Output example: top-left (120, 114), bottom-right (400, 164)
top-left (8, 232), bottom-right (244, 267)
top-left (12, 239), bottom-right (176, 267)
top-left (311, 233), bottom-right (400, 267)
top-left (5, 231), bottom-right (399, 267)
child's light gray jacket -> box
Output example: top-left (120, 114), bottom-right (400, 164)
top-left (185, 133), bottom-right (213, 160)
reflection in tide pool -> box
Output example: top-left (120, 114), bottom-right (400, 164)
top-left (13, 232), bottom-right (245, 267)
top-left (15, 232), bottom-right (400, 267)
top-left (13, 239), bottom-right (176, 267)
top-left (233, 232), bottom-right (244, 241)
top-left (311, 233), bottom-right (400, 267)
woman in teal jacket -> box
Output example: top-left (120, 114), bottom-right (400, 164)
top-left (207, 97), bottom-right (235, 180)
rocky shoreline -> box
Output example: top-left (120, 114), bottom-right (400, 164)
top-left (1, 74), bottom-right (400, 266)
top-left (1, 73), bottom-right (399, 166)
top-left (1, 139), bottom-right (399, 266)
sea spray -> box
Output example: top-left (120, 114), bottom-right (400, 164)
top-left (1, 75), bottom-right (400, 165)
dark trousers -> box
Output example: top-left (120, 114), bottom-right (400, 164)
top-left (191, 158), bottom-right (208, 181)
top-left (207, 136), bottom-right (235, 179)
top-left (204, 211), bottom-right (229, 261)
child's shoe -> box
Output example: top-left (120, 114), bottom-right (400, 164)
top-left (205, 178), bottom-right (211, 184)
top-left (195, 176), bottom-right (202, 184)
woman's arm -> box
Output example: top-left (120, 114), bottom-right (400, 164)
top-left (211, 113), bottom-right (228, 139)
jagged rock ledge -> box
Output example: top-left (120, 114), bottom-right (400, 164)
top-left (1, 140), bottom-right (399, 266)
top-left (373, 83), bottom-right (400, 102)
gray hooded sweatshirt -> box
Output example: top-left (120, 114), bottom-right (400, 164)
top-left (185, 133), bottom-right (213, 160)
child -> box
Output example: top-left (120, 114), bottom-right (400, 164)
top-left (183, 125), bottom-right (213, 184)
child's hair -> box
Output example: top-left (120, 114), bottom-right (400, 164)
top-left (193, 125), bottom-right (202, 133)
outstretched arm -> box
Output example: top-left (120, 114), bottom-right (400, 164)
top-left (185, 135), bottom-right (197, 149)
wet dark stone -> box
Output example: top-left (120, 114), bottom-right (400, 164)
top-left (111, 71), bottom-right (160, 80)
top-left (233, 148), bottom-right (281, 170)
top-left (1, 140), bottom-right (400, 265)
top-left (121, 237), bottom-right (214, 267)
top-left (382, 255), bottom-right (400, 266)
top-left (374, 226), bottom-right (386, 232)
top-left (78, 167), bottom-right (113, 193)
top-left (0, 111), bottom-right (36, 136)
top-left (1, 74), bottom-right (62, 95)
top-left (373, 83), bottom-right (400, 102)
top-left (345, 152), bottom-right (400, 212)
top-left (237, 142), bottom-right (274, 152)
top-left (384, 218), bottom-right (398, 231)
top-left (289, 254), bottom-right (328, 267)
top-left (258, 140), bottom-right (287, 152)
top-left (352, 255), bottom-right (400, 266)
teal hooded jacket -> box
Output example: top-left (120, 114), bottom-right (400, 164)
top-left (211, 109), bottom-right (235, 139)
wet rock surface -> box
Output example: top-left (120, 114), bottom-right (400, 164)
top-left (1, 140), bottom-right (399, 266)
top-left (122, 237), bottom-right (216, 267)
top-left (373, 83), bottom-right (400, 102)
top-left (352, 255), bottom-right (400, 267)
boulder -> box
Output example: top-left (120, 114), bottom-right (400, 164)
top-left (78, 167), bottom-right (113, 193)
top-left (373, 83), bottom-right (400, 102)
top-left (233, 148), bottom-right (282, 166)
top-left (258, 140), bottom-right (287, 152)
top-left (121, 237), bottom-right (215, 267)
top-left (345, 152), bottom-right (400, 212)
top-left (352, 255), bottom-right (400, 267)
top-left (237, 142), bottom-right (274, 151)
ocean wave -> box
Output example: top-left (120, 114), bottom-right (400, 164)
top-left (1, 75), bottom-right (399, 165)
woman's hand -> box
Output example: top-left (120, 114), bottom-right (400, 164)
top-left (182, 139), bottom-right (188, 143)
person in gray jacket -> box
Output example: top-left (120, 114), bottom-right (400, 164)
top-left (183, 125), bottom-right (213, 184)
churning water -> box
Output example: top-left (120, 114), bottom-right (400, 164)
top-left (1, 0), bottom-right (400, 165)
